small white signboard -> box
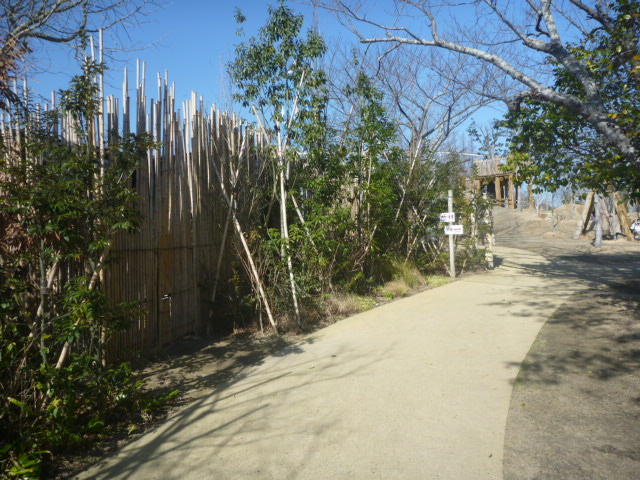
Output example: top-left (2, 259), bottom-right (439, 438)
top-left (439, 212), bottom-right (456, 223)
top-left (445, 224), bottom-right (464, 235)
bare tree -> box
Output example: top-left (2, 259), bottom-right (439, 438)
top-left (371, 47), bottom-right (493, 154)
top-left (324, 42), bottom-right (493, 155)
top-left (0, 0), bottom-right (150, 109)
top-left (320, 0), bottom-right (638, 167)
top-left (368, 47), bottom-right (495, 220)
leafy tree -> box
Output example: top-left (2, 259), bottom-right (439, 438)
top-left (229, 0), bottom-right (327, 325)
top-left (341, 72), bottom-right (401, 278)
top-left (503, 0), bottom-right (640, 197)
top-left (227, 1), bottom-right (493, 326)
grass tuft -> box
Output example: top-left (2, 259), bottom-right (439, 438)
top-left (324, 294), bottom-right (377, 317)
top-left (426, 275), bottom-right (453, 288)
top-left (377, 259), bottom-right (426, 298)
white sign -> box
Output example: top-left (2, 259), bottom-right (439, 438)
top-left (445, 224), bottom-right (464, 235)
top-left (439, 212), bottom-right (456, 223)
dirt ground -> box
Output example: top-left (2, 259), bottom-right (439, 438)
top-left (495, 206), bottom-right (640, 480)
top-left (57, 333), bottom-right (308, 478)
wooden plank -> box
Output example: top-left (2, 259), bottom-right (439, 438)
top-left (574, 191), bottom-right (595, 238)
top-left (614, 192), bottom-right (634, 240)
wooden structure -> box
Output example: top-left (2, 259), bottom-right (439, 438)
top-left (574, 191), bottom-right (634, 240)
top-left (1, 60), bottom-right (269, 360)
top-left (471, 157), bottom-right (520, 209)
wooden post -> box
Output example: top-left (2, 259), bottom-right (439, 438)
top-left (574, 191), bottom-right (595, 239)
top-left (594, 193), bottom-right (603, 247)
top-left (508, 175), bottom-right (516, 209)
top-left (517, 184), bottom-right (524, 211)
top-left (483, 192), bottom-right (494, 269)
top-left (448, 189), bottom-right (455, 278)
top-left (495, 176), bottom-right (503, 206)
top-left (614, 192), bottom-right (634, 240)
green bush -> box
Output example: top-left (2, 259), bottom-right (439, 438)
top-left (0, 60), bottom-right (174, 479)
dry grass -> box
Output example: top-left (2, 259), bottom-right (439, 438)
top-left (379, 279), bottom-right (410, 298)
top-left (377, 260), bottom-right (426, 299)
top-left (324, 294), bottom-right (377, 318)
top-left (318, 263), bottom-right (454, 325)
top-left (426, 275), bottom-right (454, 289)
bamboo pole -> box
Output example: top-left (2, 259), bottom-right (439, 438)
top-left (211, 141), bottom-right (277, 332)
top-left (98, 29), bottom-right (105, 176)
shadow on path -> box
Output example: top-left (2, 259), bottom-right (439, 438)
top-left (499, 248), bottom-right (640, 479)
top-left (76, 331), bottom-right (389, 480)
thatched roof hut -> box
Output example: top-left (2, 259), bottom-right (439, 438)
top-left (473, 156), bottom-right (507, 177)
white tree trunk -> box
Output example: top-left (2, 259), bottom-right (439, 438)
top-left (279, 163), bottom-right (302, 327)
top-left (594, 194), bottom-right (603, 247)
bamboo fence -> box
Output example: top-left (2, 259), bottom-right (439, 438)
top-left (1, 56), bottom-right (268, 360)
top-left (107, 64), bottom-right (269, 359)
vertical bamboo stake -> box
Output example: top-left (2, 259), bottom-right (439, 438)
top-left (98, 29), bottom-right (105, 170)
top-left (123, 66), bottom-right (129, 136)
top-left (97, 31), bottom-right (107, 365)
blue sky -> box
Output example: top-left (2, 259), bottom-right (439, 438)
top-left (27, 0), bottom-right (504, 139)
top-left (30, 1), bottom-right (344, 104)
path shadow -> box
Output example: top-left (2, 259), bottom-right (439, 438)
top-left (510, 289), bottom-right (640, 385)
top-left (136, 333), bottom-right (313, 401)
top-left (502, 266), bottom-right (640, 479)
top-left (73, 330), bottom-right (390, 480)
top-left (493, 249), bottom-right (640, 385)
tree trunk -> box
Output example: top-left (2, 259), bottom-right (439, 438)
top-left (593, 194), bottom-right (603, 247)
top-left (279, 159), bottom-right (301, 327)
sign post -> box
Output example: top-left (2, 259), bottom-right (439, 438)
top-left (441, 191), bottom-right (463, 278)
top-left (444, 224), bottom-right (464, 235)
top-left (448, 190), bottom-right (455, 278)
top-left (439, 212), bottom-right (456, 223)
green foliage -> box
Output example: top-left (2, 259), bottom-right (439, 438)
top-left (503, 0), bottom-right (640, 197)
top-left (225, 2), bottom-right (491, 327)
top-left (455, 181), bottom-right (493, 273)
top-left (0, 60), bottom-right (172, 478)
top-left (228, 0), bottom-right (326, 132)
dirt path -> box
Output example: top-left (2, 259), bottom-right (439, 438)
top-left (495, 208), bottom-right (640, 480)
top-left (75, 208), bottom-right (640, 480)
